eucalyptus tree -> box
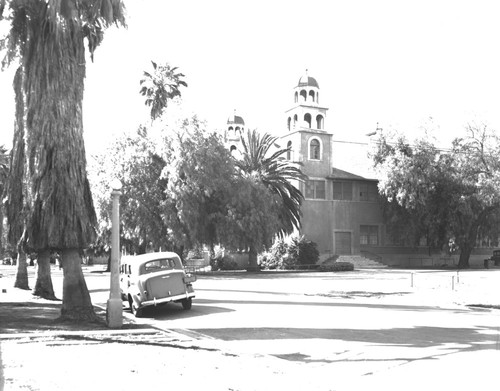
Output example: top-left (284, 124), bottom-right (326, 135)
top-left (164, 117), bottom-right (236, 254)
top-left (140, 61), bottom-right (187, 122)
top-left (1, 0), bottom-right (126, 319)
top-left (89, 128), bottom-right (173, 256)
top-left (235, 129), bottom-right (306, 270)
top-left (373, 124), bottom-right (500, 268)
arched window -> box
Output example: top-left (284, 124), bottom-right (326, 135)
top-left (287, 141), bottom-right (292, 160)
top-left (293, 114), bottom-right (298, 128)
top-left (235, 126), bottom-right (240, 132)
top-left (316, 114), bottom-right (324, 129)
top-left (300, 89), bottom-right (307, 102)
top-left (309, 138), bottom-right (321, 160)
top-left (230, 145), bottom-right (237, 154)
top-left (287, 117), bottom-right (291, 131)
top-left (309, 90), bottom-right (315, 102)
top-left (294, 91), bottom-right (298, 103)
top-left (304, 113), bottom-right (312, 128)
top-left (228, 126), bottom-right (234, 131)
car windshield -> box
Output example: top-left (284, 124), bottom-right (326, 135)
top-left (141, 258), bottom-right (178, 275)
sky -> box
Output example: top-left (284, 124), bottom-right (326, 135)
top-left (1, 0), bottom-right (500, 154)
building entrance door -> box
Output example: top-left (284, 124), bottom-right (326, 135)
top-left (335, 232), bottom-right (352, 255)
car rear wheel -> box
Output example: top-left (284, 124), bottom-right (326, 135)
top-left (129, 297), bottom-right (143, 317)
top-left (181, 298), bottom-right (192, 310)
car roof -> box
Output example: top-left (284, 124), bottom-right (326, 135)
top-left (121, 252), bottom-right (180, 265)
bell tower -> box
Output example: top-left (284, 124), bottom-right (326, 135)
top-left (286, 70), bottom-right (328, 132)
top-left (280, 70), bottom-right (332, 178)
top-left (225, 109), bottom-right (245, 156)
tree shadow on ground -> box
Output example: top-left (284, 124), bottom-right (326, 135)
top-left (193, 297), bottom-right (471, 313)
top-left (192, 325), bottom-right (499, 349)
top-left (0, 301), bottom-right (144, 334)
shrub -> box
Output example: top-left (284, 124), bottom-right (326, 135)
top-left (258, 239), bottom-right (290, 270)
top-left (257, 252), bottom-right (274, 269)
top-left (319, 261), bottom-right (354, 272)
top-left (187, 247), bottom-right (204, 260)
top-left (288, 235), bottom-right (319, 265)
top-left (219, 258), bottom-right (239, 270)
top-left (258, 236), bottom-right (320, 270)
top-left (210, 252), bottom-right (239, 271)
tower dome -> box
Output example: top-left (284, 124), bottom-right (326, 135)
top-left (227, 110), bottom-right (245, 136)
top-left (293, 69), bottom-right (320, 106)
top-left (297, 70), bottom-right (319, 88)
top-left (227, 111), bottom-right (245, 127)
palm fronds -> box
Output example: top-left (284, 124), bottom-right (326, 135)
top-left (236, 129), bottom-right (307, 236)
top-left (140, 61), bottom-right (188, 122)
top-left (1, 0), bottom-right (126, 68)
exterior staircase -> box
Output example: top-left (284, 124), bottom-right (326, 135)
top-left (327, 255), bottom-right (388, 269)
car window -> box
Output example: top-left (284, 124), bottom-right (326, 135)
top-left (141, 258), bottom-right (177, 275)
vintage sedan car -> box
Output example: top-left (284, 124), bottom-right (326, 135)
top-left (120, 252), bottom-right (196, 317)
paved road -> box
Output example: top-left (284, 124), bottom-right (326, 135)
top-left (2, 265), bottom-right (500, 390)
top-left (87, 267), bottom-right (500, 387)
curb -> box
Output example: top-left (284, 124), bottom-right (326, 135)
top-left (0, 328), bottom-right (160, 340)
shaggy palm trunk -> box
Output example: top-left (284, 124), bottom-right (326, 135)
top-left (33, 249), bottom-right (56, 300)
top-left (6, 69), bottom-right (28, 279)
top-left (14, 247), bottom-right (29, 290)
top-left (20, 11), bottom-right (97, 320)
top-left (0, 208), bottom-right (3, 254)
top-left (246, 246), bottom-right (260, 272)
top-left (60, 248), bottom-right (96, 321)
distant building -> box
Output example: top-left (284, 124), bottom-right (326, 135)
top-left (225, 71), bottom-right (493, 268)
top-left (278, 71), bottom-right (383, 261)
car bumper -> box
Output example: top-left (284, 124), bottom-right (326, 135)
top-left (140, 292), bottom-right (195, 308)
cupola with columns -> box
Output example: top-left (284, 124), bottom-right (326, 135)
top-left (226, 109), bottom-right (245, 155)
top-left (286, 69), bottom-right (328, 132)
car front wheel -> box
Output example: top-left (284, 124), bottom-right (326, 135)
top-left (181, 298), bottom-right (192, 310)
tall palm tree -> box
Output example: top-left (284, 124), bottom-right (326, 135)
top-left (236, 129), bottom-right (306, 270)
top-left (0, 144), bottom-right (9, 258)
top-left (1, 0), bottom-right (126, 320)
top-left (140, 61), bottom-right (187, 122)
top-left (0, 145), bottom-right (8, 189)
top-left (4, 68), bottom-right (30, 290)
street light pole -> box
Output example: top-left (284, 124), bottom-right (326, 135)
top-left (107, 179), bottom-right (122, 328)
